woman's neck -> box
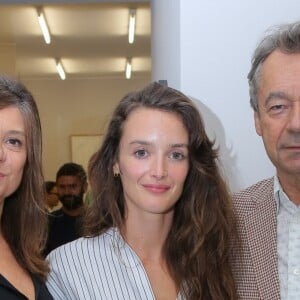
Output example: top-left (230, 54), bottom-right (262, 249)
top-left (123, 211), bottom-right (173, 262)
top-left (0, 198), bottom-right (4, 227)
top-left (122, 212), bottom-right (178, 300)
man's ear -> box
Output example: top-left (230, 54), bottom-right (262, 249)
top-left (254, 111), bottom-right (262, 136)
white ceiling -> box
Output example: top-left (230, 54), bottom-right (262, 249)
top-left (0, 2), bottom-right (151, 80)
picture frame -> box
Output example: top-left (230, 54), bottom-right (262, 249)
top-left (70, 135), bottom-right (103, 171)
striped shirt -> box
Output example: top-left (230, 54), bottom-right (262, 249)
top-left (46, 228), bottom-right (183, 300)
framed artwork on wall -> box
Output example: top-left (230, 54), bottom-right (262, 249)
top-left (70, 135), bottom-right (103, 172)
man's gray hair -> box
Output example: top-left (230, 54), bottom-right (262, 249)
top-left (248, 21), bottom-right (300, 111)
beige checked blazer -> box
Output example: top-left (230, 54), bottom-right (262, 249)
top-left (231, 178), bottom-right (281, 300)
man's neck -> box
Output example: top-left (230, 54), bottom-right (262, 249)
top-left (62, 205), bottom-right (84, 216)
top-left (277, 173), bottom-right (300, 205)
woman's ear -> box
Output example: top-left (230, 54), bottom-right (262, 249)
top-left (113, 162), bottom-right (120, 176)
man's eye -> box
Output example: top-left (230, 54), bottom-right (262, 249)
top-left (270, 105), bottom-right (285, 111)
top-left (134, 149), bottom-right (147, 158)
top-left (266, 103), bottom-right (290, 115)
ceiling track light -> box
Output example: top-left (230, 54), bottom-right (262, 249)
top-left (125, 59), bottom-right (132, 79)
top-left (56, 59), bottom-right (66, 80)
top-left (37, 8), bottom-right (51, 44)
top-left (128, 9), bottom-right (136, 44)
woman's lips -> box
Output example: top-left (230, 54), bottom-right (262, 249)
top-left (142, 184), bottom-right (170, 193)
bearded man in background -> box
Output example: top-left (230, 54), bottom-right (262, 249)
top-left (44, 162), bottom-right (87, 256)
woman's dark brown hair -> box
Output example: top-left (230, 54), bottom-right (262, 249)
top-left (0, 75), bottom-right (48, 280)
top-left (85, 82), bottom-right (237, 299)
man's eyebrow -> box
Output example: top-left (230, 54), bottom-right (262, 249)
top-left (265, 91), bottom-right (291, 105)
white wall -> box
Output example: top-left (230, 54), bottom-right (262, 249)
top-left (151, 0), bottom-right (180, 88)
top-left (152, 0), bottom-right (300, 191)
top-left (23, 77), bottom-right (150, 180)
top-left (0, 43), bottom-right (16, 76)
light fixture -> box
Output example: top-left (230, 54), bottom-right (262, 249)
top-left (128, 9), bottom-right (136, 44)
top-left (56, 59), bottom-right (66, 80)
top-left (125, 59), bottom-right (132, 79)
top-left (37, 8), bottom-right (51, 44)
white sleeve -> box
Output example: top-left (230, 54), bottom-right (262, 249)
top-left (46, 244), bottom-right (80, 300)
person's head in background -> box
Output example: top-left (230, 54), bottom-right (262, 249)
top-left (248, 21), bottom-right (300, 203)
top-left (56, 162), bottom-right (87, 215)
top-left (86, 82), bottom-right (236, 299)
top-left (44, 181), bottom-right (60, 211)
top-left (0, 75), bottom-right (48, 280)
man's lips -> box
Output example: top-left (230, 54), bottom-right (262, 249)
top-left (142, 184), bottom-right (170, 193)
top-left (281, 145), bottom-right (300, 150)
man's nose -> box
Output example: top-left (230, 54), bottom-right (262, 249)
top-left (287, 103), bottom-right (300, 132)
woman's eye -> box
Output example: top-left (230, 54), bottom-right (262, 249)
top-left (5, 138), bottom-right (24, 151)
top-left (134, 149), bottom-right (148, 158)
top-left (170, 151), bottom-right (185, 160)
top-left (7, 138), bottom-right (22, 147)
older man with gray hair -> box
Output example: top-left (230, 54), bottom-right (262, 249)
top-left (231, 21), bottom-right (300, 300)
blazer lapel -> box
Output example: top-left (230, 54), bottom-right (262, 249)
top-left (244, 191), bottom-right (281, 299)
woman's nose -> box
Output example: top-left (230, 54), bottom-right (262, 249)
top-left (0, 144), bottom-right (6, 162)
top-left (150, 157), bottom-right (168, 179)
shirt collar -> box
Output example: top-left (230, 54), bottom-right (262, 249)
top-left (273, 175), bottom-right (281, 215)
top-left (273, 175), bottom-right (300, 216)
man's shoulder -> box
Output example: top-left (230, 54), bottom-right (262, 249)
top-left (50, 208), bottom-right (63, 214)
top-left (232, 177), bottom-right (274, 213)
top-left (233, 177), bottom-right (274, 199)
top-left (49, 208), bottom-right (64, 218)
top-left (48, 209), bottom-right (65, 226)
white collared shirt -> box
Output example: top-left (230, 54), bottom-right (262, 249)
top-left (274, 176), bottom-right (300, 300)
top-left (46, 228), bottom-right (183, 300)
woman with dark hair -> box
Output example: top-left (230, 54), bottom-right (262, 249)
top-left (47, 82), bottom-right (236, 299)
top-left (0, 75), bottom-right (52, 299)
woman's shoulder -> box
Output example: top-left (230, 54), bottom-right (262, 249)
top-left (47, 228), bottom-right (118, 263)
top-left (46, 228), bottom-right (127, 298)
top-left (32, 275), bottom-right (54, 300)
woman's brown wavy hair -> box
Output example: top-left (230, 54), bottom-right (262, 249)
top-left (0, 76), bottom-right (49, 281)
top-left (85, 82), bottom-right (237, 299)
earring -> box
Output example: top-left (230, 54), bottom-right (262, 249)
top-left (113, 171), bottom-right (119, 177)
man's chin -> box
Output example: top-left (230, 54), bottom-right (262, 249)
top-left (277, 161), bottom-right (300, 176)
top-left (62, 201), bottom-right (83, 211)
